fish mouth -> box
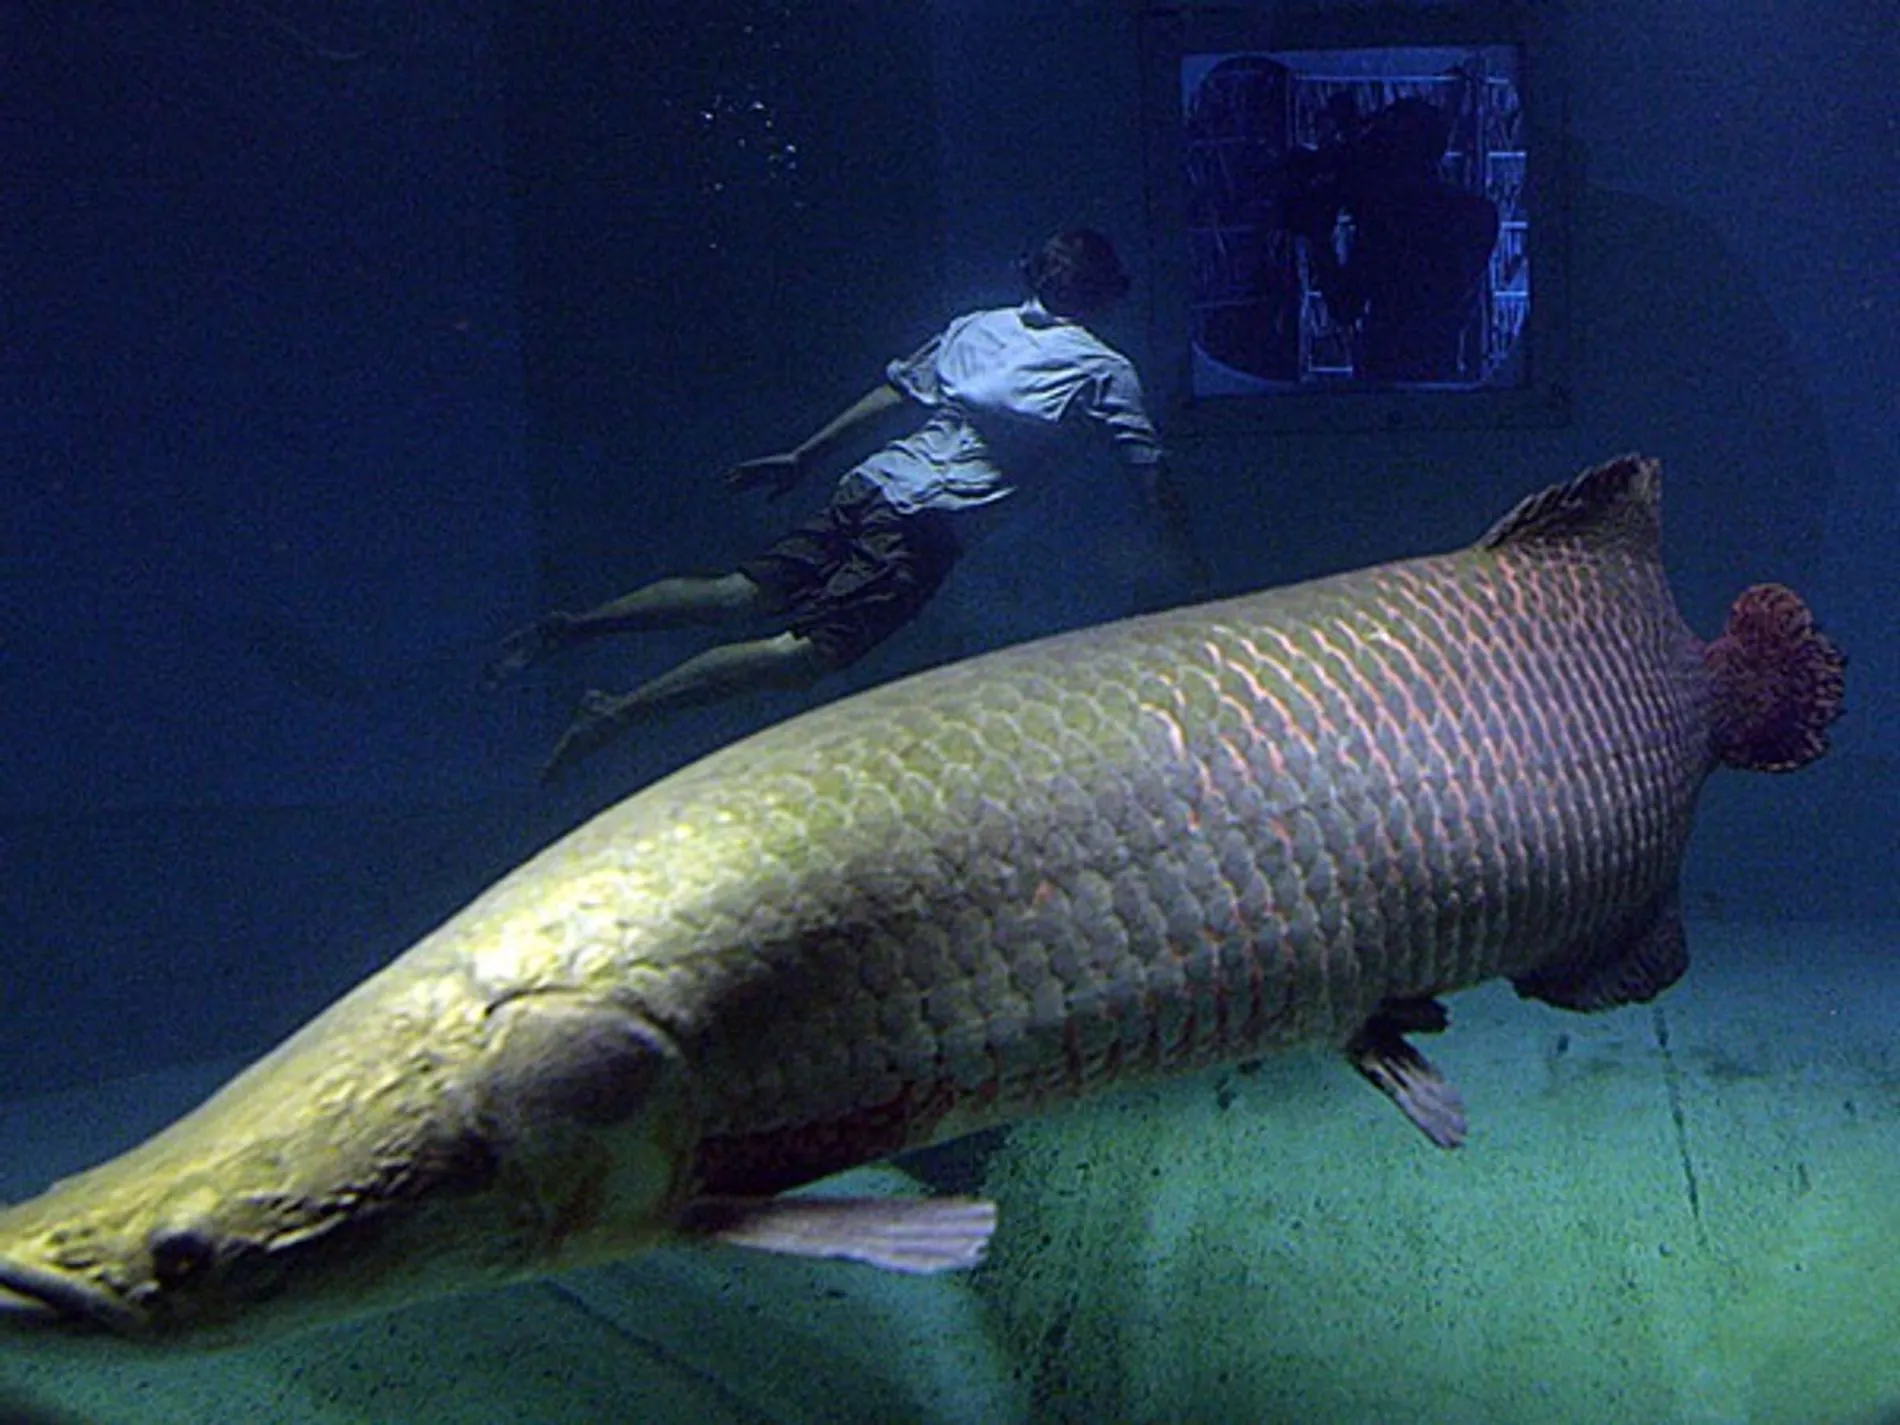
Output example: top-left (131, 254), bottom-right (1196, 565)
top-left (0, 1257), bottom-right (141, 1335)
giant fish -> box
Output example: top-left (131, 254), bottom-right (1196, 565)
top-left (0, 456), bottom-right (1844, 1346)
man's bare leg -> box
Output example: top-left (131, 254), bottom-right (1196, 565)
top-left (486, 572), bottom-right (768, 685)
top-left (539, 630), bottom-right (827, 781)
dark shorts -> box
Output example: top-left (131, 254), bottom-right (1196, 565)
top-left (738, 474), bottom-right (959, 668)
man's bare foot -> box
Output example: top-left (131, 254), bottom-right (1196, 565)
top-left (483, 612), bottom-right (579, 688)
top-left (539, 689), bottom-right (638, 782)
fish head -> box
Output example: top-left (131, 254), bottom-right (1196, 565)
top-left (0, 987), bottom-right (697, 1348)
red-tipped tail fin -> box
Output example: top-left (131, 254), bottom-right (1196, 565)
top-left (1705, 584), bottom-right (1845, 772)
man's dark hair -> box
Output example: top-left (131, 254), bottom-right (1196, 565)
top-left (1021, 229), bottom-right (1132, 318)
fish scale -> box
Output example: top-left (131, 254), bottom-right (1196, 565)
top-left (0, 455), bottom-right (1846, 1345)
top-left (590, 500), bottom-right (1708, 1187)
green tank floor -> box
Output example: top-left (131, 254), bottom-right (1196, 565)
top-left (2, 920), bottom-right (1894, 1424)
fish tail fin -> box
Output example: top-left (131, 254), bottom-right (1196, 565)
top-left (1705, 584), bottom-right (1845, 772)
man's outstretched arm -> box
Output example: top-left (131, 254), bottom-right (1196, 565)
top-left (725, 383), bottom-right (910, 498)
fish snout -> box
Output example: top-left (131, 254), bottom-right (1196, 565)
top-left (0, 1253), bottom-right (143, 1337)
top-left (0, 1189), bottom-right (249, 1345)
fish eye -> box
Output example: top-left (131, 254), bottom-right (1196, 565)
top-left (148, 1225), bottom-right (217, 1288)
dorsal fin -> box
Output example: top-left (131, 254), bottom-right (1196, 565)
top-left (1479, 454), bottom-right (1663, 561)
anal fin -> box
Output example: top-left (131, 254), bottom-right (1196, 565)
top-left (679, 1195), bottom-right (996, 1273)
top-left (1513, 889), bottom-right (1689, 1012)
top-left (1347, 999), bottom-right (1467, 1149)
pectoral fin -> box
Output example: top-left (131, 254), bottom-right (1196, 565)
top-left (679, 1195), bottom-right (997, 1273)
top-left (1347, 999), bottom-right (1467, 1149)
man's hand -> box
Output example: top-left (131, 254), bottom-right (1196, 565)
top-left (1143, 464), bottom-right (1214, 597)
top-left (723, 451), bottom-right (806, 499)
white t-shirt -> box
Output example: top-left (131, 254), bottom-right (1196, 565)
top-left (853, 299), bottom-right (1163, 515)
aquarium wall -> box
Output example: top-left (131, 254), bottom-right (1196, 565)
top-left (3, 0), bottom-right (1893, 1086)
top-left (2, 3), bottom-right (1898, 1423)
top-left (5, 4), bottom-right (550, 1099)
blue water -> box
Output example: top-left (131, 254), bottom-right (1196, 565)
top-left (3, 3), bottom-right (1894, 1421)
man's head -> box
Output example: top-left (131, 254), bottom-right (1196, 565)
top-left (1022, 229), bottom-right (1132, 320)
